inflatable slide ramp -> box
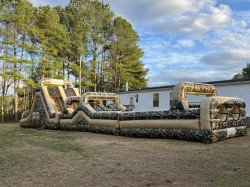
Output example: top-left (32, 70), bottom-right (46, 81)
top-left (20, 79), bottom-right (247, 143)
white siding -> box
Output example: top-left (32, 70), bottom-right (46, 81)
top-left (119, 90), bottom-right (171, 111)
top-left (186, 94), bottom-right (206, 103)
top-left (118, 82), bottom-right (250, 116)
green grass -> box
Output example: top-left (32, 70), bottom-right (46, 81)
top-left (213, 173), bottom-right (250, 187)
top-left (0, 128), bottom-right (87, 155)
top-left (0, 125), bottom-right (249, 186)
top-left (0, 127), bottom-right (89, 179)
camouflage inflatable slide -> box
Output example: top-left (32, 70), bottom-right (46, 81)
top-left (20, 79), bottom-right (247, 143)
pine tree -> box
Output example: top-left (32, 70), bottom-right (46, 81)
top-left (0, 0), bottom-right (148, 121)
top-left (233, 63), bottom-right (250, 80)
top-left (56, 1), bottom-right (148, 92)
top-left (58, 0), bottom-right (92, 92)
top-left (109, 17), bottom-right (148, 92)
top-left (35, 5), bottom-right (70, 80)
top-left (54, 5), bottom-right (71, 79)
top-left (0, 0), bottom-right (37, 120)
top-left (87, 0), bottom-right (114, 92)
top-left (242, 63), bottom-right (250, 79)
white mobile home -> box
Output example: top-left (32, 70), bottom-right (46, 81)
top-left (118, 79), bottom-right (250, 117)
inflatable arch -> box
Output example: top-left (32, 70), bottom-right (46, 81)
top-left (20, 79), bottom-right (247, 143)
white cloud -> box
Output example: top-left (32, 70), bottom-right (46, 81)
top-left (206, 31), bottom-right (250, 50)
top-left (201, 49), bottom-right (250, 68)
top-left (148, 70), bottom-right (233, 86)
top-left (105, 0), bottom-right (234, 36)
top-left (173, 39), bottom-right (195, 48)
top-left (105, 0), bottom-right (216, 23)
top-left (233, 11), bottom-right (250, 26)
top-left (156, 4), bottom-right (232, 36)
top-left (142, 50), bottom-right (200, 70)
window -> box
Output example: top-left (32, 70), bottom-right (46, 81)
top-left (153, 93), bottom-right (159, 107)
top-left (135, 94), bottom-right (138, 103)
top-left (169, 91), bottom-right (172, 106)
top-left (130, 97), bottom-right (134, 105)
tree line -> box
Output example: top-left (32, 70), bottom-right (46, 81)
top-left (0, 0), bottom-right (148, 122)
top-left (233, 63), bottom-right (250, 80)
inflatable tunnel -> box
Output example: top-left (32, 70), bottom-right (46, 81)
top-left (20, 79), bottom-right (247, 143)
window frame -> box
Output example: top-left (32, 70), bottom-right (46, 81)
top-left (130, 97), bottom-right (134, 105)
top-left (153, 93), bottom-right (159, 107)
top-left (135, 94), bottom-right (138, 103)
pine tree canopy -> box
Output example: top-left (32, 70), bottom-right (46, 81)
top-left (1, 0), bottom-right (148, 92)
top-left (0, 0), bottom-right (148, 121)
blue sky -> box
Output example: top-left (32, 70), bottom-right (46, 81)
top-left (29, 0), bottom-right (250, 86)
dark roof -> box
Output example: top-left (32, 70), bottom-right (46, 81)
top-left (118, 78), bottom-right (250, 93)
top-left (204, 78), bottom-right (250, 85)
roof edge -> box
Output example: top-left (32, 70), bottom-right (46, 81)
top-left (117, 78), bottom-right (250, 94)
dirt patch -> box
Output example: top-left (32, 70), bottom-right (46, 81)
top-left (0, 123), bottom-right (250, 186)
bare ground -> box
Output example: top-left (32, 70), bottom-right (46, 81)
top-left (0, 123), bottom-right (249, 187)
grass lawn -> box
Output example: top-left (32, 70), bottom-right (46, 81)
top-left (0, 123), bottom-right (250, 186)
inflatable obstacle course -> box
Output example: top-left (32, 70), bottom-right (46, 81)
top-left (20, 79), bottom-right (247, 142)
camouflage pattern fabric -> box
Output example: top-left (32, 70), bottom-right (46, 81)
top-left (20, 80), bottom-right (247, 143)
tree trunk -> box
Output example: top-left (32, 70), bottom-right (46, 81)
top-left (14, 44), bottom-right (19, 121)
top-left (1, 85), bottom-right (5, 123)
top-left (1, 103), bottom-right (4, 123)
top-left (63, 60), bottom-right (65, 78)
top-left (14, 75), bottom-right (19, 121)
top-left (1, 63), bottom-right (6, 123)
